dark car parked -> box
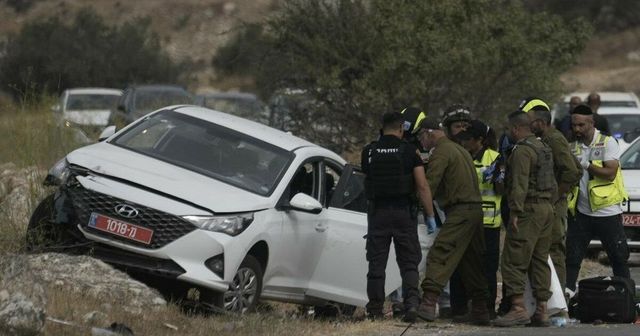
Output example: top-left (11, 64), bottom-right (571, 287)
top-left (110, 85), bottom-right (193, 128)
top-left (195, 91), bottom-right (269, 125)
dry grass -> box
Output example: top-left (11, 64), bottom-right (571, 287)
top-left (42, 289), bottom-right (413, 336)
top-left (0, 100), bottom-right (85, 255)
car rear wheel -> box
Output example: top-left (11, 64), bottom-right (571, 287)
top-left (213, 255), bottom-right (263, 314)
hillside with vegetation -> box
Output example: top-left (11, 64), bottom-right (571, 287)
top-left (0, 0), bottom-right (638, 96)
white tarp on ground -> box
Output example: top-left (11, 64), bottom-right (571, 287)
top-left (524, 256), bottom-right (568, 316)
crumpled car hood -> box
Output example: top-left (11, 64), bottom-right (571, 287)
top-left (63, 110), bottom-right (111, 126)
top-left (66, 142), bottom-right (273, 213)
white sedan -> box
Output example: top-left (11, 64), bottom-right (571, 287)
top-left (617, 136), bottom-right (640, 250)
top-left (28, 105), bottom-right (429, 313)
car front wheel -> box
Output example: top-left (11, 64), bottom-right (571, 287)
top-left (215, 255), bottom-right (263, 314)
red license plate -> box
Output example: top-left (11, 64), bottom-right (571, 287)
top-left (88, 212), bottom-right (153, 244)
top-left (622, 213), bottom-right (640, 227)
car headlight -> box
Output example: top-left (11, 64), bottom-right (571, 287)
top-left (44, 158), bottom-right (71, 186)
top-left (183, 213), bottom-right (254, 236)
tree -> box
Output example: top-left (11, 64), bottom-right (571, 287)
top-left (214, 0), bottom-right (592, 153)
top-left (0, 7), bottom-right (183, 100)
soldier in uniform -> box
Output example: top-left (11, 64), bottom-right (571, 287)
top-left (526, 98), bottom-right (581, 304)
top-left (361, 112), bottom-right (436, 322)
top-left (457, 119), bottom-right (501, 318)
top-left (494, 111), bottom-right (556, 327)
top-left (415, 115), bottom-right (490, 325)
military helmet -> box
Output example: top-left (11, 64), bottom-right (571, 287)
top-left (442, 104), bottom-right (472, 127)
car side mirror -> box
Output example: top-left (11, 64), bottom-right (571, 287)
top-left (287, 193), bottom-right (323, 214)
top-left (98, 125), bottom-right (116, 142)
top-left (51, 104), bottom-right (61, 112)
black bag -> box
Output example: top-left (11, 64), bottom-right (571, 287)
top-left (577, 276), bottom-right (637, 323)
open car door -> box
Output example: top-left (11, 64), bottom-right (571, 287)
top-left (305, 164), bottom-right (403, 307)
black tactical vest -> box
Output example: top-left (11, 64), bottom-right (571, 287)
top-left (365, 141), bottom-right (415, 199)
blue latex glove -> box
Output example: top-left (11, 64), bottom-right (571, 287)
top-left (426, 216), bottom-right (437, 234)
top-left (482, 162), bottom-right (496, 183)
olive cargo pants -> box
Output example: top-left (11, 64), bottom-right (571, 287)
top-left (502, 202), bottom-right (553, 301)
top-left (550, 198), bottom-right (568, 293)
top-left (421, 205), bottom-right (489, 301)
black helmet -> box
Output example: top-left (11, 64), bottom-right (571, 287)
top-left (400, 107), bottom-right (427, 137)
top-left (442, 104), bottom-right (472, 127)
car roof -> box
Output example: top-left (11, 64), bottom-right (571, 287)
top-left (65, 88), bottom-right (122, 95)
top-left (169, 105), bottom-right (323, 152)
top-left (563, 91), bottom-right (640, 102)
top-left (597, 106), bottom-right (640, 115)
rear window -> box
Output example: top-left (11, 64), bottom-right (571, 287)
top-left (601, 101), bottom-right (637, 108)
top-left (604, 114), bottom-right (640, 139)
top-left (111, 110), bottom-right (293, 196)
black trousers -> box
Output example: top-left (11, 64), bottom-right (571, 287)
top-left (565, 211), bottom-right (630, 291)
top-left (450, 226), bottom-right (500, 314)
top-left (366, 206), bottom-right (421, 313)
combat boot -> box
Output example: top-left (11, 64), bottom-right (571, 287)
top-left (469, 299), bottom-right (491, 326)
top-left (417, 291), bottom-right (439, 321)
top-left (529, 301), bottom-right (550, 327)
top-left (493, 294), bottom-right (530, 327)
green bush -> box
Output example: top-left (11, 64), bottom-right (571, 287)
top-left (0, 7), bottom-right (183, 101)
top-left (214, 0), bottom-right (592, 152)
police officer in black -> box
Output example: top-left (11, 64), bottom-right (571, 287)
top-left (361, 112), bottom-right (436, 322)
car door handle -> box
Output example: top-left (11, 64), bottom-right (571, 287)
top-left (315, 223), bottom-right (328, 232)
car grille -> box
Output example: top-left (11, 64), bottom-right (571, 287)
top-left (66, 182), bottom-right (196, 249)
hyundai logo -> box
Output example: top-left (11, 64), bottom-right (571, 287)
top-left (115, 204), bottom-right (139, 218)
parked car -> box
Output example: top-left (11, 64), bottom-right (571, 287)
top-left (589, 135), bottom-right (640, 252)
top-left (597, 106), bottom-right (640, 152)
top-left (52, 88), bottom-right (122, 142)
top-left (551, 91), bottom-right (640, 124)
top-left (27, 105), bottom-right (429, 313)
top-left (195, 91), bottom-right (269, 125)
top-left (109, 85), bottom-right (193, 128)
top-left (267, 88), bottom-right (349, 153)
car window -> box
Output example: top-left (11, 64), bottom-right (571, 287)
top-left (289, 162), bottom-right (319, 201)
top-left (112, 110), bottom-right (293, 196)
top-left (601, 101), bottom-right (637, 107)
top-left (203, 97), bottom-right (268, 124)
top-left (133, 89), bottom-right (193, 115)
top-left (330, 168), bottom-right (367, 213)
top-left (66, 94), bottom-right (120, 111)
top-left (604, 114), bottom-right (640, 139)
top-left (621, 140), bottom-right (640, 169)
top-left (323, 163), bottom-right (341, 207)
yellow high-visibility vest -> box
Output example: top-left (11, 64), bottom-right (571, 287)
top-left (475, 148), bottom-right (502, 228)
top-left (568, 133), bottom-right (628, 214)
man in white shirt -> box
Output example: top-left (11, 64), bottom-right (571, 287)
top-left (565, 104), bottom-right (630, 293)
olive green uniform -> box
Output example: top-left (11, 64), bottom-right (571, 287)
top-left (502, 135), bottom-right (556, 301)
top-left (541, 128), bottom-right (581, 291)
top-left (421, 137), bottom-right (488, 301)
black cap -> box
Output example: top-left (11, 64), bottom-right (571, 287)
top-left (417, 115), bottom-right (442, 131)
top-left (571, 104), bottom-right (593, 115)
